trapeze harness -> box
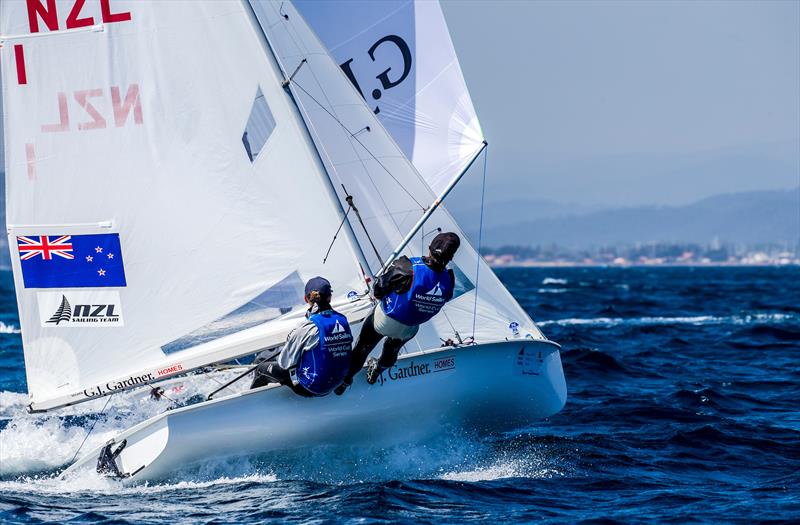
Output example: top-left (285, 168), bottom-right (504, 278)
top-left (381, 257), bottom-right (455, 326)
top-left (294, 310), bottom-right (353, 396)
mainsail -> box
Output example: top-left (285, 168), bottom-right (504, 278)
top-left (0, 0), bottom-right (369, 411)
top-left (296, 0), bottom-right (485, 194)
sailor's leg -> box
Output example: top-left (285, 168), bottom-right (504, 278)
top-left (334, 311), bottom-right (384, 395)
top-left (345, 310), bottom-right (383, 380)
top-left (377, 337), bottom-right (409, 369)
top-left (250, 362), bottom-right (291, 389)
top-left (367, 325), bottom-right (419, 384)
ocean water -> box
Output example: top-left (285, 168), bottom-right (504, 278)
top-left (1, 266), bottom-right (798, 523)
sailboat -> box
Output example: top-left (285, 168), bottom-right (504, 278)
top-left (0, 0), bottom-right (566, 482)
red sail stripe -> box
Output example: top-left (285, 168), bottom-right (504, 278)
top-left (14, 45), bottom-right (27, 85)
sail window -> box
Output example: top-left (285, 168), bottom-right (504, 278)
top-left (161, 271), bottom-right (305, 355)
top-left (241, 87), bottom-right (276, 163)
top-left (450, 263), bottom-right (475, 300)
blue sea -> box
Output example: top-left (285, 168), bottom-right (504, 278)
top-left (1, 267), bottom-right (798, 523)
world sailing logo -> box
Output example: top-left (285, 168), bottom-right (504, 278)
top-left (332, 320), bottom-right (345, 334)
top-left (424, 282), bottom-right (444, 297)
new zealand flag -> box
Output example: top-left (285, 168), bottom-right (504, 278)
top-left (17, 233), bottom-right (127, 288)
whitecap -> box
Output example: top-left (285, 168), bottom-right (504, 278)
top-left (0, 321), bottom-right (21, 334)
top-left (0, 370), bottom-right (244, 478)
top-left (541, 278), bottom-right (568, 285)
top-left (537, 288), bottom-right (567, 294)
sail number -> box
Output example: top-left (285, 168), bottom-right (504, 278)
top-left (40, 85), bottom-right (143, 133)
top-left (25, 0), bottom-right (131, 33)
top-left (339, 34), bottom-right (412, 115)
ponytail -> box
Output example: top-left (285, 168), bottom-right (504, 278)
top-left (306, 290), bottom-right (332, 309)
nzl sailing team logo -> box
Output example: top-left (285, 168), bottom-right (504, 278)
top-left (17, 233), bottom-right (127, 289)
top-left (37, 291), bottom-right (124, 328)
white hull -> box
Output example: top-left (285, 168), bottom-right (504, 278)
top-left (63, 340), bottom-right (566, 483)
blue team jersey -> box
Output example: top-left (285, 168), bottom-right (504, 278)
top-left (297, 310), bottom-right (353, 395)
top-left (381, 257), bottom-right (455, 326)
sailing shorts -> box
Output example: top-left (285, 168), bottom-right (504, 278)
top-left (373, 304), bottom-right (419, 341)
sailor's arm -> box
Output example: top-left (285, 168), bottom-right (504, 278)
top-left (276, 321), bottom-right (320, 369)
top-left (373, 256), bottom-right (413, 299)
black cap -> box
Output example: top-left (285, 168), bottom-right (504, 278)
top-left (429, 232), bottom-right (460, 263)
top-left (305, 276), bottom-right (332, 298)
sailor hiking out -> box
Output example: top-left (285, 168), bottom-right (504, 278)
top-left (251, 277), bottom-right (353, 397)
top-left (335, 232), bottom-right (460, 394)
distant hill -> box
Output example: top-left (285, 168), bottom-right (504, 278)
top-left (474, 188), bottom-right (799, 248)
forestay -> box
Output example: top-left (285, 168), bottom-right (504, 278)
top-left (0, 0), bottom-right (368, 411)
top-left (296, 0), bottom-right (484, 194)
top-left (248, 1), bottom-right (543, 351)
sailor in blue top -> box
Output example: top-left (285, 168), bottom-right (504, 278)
top-left (251, 277), bottom-right (353, 397)
top-left (334, 232), bottom-right (460, 394)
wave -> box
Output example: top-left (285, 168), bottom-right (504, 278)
top-left (537, 288), bottom-right (567, 294)
top-left (538, 313), bottom-right (797, 328)
top-left (541, 278), bottom-right (568, 285)
top-left (0, 321), bottom-right (21, 334)
top-left (560, 348), bottom-right (627, 373)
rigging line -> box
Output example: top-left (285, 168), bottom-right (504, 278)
top-left (286, 63), bottom-right (405, 238)
top-left (273, 12), bottom-right (412, 242)
top-left (472, 146), bottom-right (489, 339)
top-left (342, 185), bottom-right (384, 264)
top-left (298, 60), bottom-right (400, 232)
top-left (201, 368), bottom-right (227, 386)
top-left (440, 306), bottom-right (459, 340)
top-left (273, 1), bottom-right (410, 215)
top-left (300, 62), bottom-right (405, 229)
top-left (69, 393), bottom-right (113, 466)
top-left (289, 79), bottom-right (426, 210)
top-left (323, 204), bottom-right (352, 264)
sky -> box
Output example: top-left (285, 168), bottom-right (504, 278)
top-left (1, 0), bottom-right (797, 210)
top-left (440, 0), bottom-right (800, 207)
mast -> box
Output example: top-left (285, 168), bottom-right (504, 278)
top-left (241, 0), bottom-right (375, 282)
top-left (380, 140), bottom-right (487, 272)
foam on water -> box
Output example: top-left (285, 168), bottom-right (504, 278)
top-left (0, 371), bottom-right (244, 478)
top-left (0, 321), bottom-right (21, 334)
top-left (0, 471), bottom-right (279, 497)
top-left (542, 277), bottom-right (568, 285)
top-left (439, 449), bottom-right (565, 482)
